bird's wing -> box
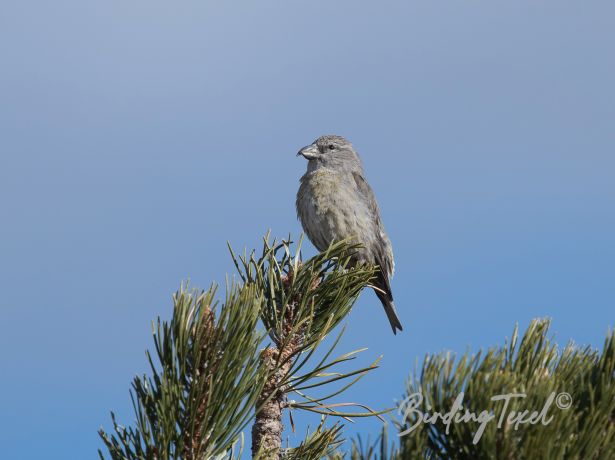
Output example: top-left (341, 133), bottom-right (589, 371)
top-left (352, 171), bottom-right (395, 278)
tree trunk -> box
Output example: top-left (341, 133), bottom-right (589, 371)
top-left (251, 346), bottom-right (294, 459)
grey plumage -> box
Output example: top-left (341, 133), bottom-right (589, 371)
top-left (295, 135), bottom-right (403, 334)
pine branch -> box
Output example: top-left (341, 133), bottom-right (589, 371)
top-left (100, 235), bottom-right (387, 460)
top-left (98, 283), bottom-right (271, 460)
top-left (396, 319), bottom-right (615, 459)
top-left (230, 235), bottom-right (385, 459)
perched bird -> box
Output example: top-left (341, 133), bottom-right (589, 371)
top-left (296, 135), bottom-right (403, 334)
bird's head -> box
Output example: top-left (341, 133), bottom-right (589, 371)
top-left (297, 135), bottom-right (362, 172)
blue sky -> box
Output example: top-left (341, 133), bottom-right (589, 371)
top-left (1, 1), bottom-right (613, 458)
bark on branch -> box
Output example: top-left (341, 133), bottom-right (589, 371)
top-left (251, 345), bottom-right (295, 459)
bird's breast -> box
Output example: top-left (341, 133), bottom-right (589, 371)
top-left (298, 170), bottom-right (344, 218)
top-left (297, 170), bottom-right (372, 253)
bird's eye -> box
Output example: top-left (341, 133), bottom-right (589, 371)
top-left (328, 144), bottom-right (335, 150)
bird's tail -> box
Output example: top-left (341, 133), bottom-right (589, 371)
top-left (374, 283), bottom-right (403, 334)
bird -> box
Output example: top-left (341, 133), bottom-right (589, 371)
top-left (295, 135), bottom-right (403, 334)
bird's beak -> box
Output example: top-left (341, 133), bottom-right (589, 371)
top-left (297, 144), bottom-right (319, 160)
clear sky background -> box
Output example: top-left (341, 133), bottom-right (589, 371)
top-left (1, 1), bottom-right (613, 458)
